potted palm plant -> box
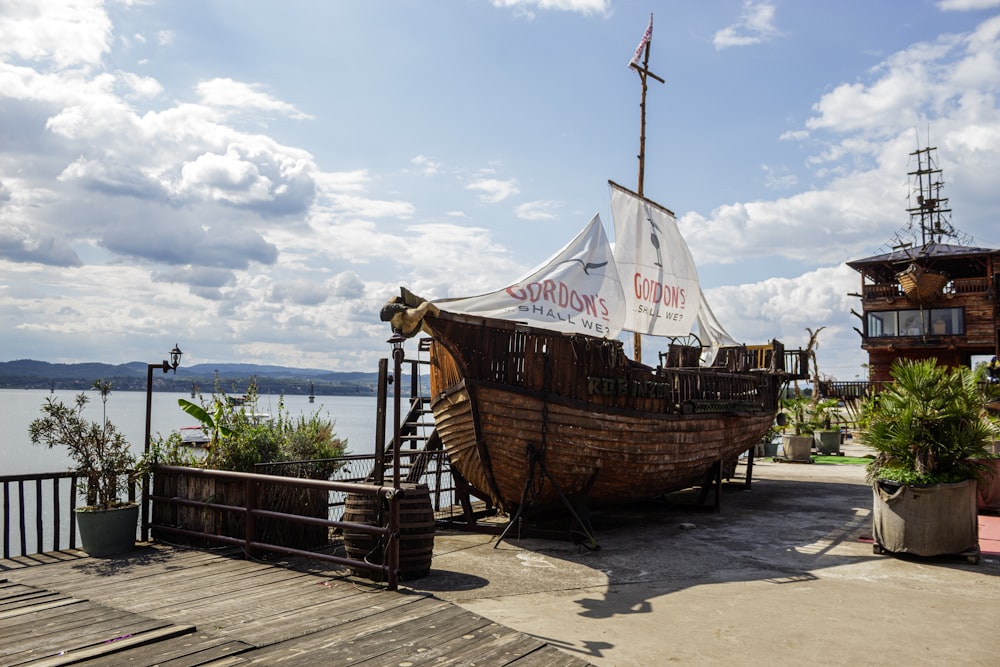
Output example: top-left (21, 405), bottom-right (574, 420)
top-left (29, 381), bottom-right (139, 557)
top-left (779, 395), bottom-right (817, 461)
top-left (811, 398), bottom-right (844, 455)
top-left (861, 358), bottom-right (998, 563)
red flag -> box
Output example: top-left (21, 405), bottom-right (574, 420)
top-left (629, 14), bottom-right (653, 67)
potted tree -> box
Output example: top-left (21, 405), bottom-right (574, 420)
top-left (861, 358), bottom-right (998, 563)
top-left (779, 396), bottom-right (817, 461)
top-left (811, 398), bottom-right (844, 455)
top-left (29, 381), bottom-right (139, 557)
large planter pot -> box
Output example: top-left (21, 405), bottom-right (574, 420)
top-left (975, 459), bottom-right (1000, 512)
top-left (814, 430), bottom-right (841, 455)
top-left (781, 434), bottom-right (813, 462)
top-left (76, 504), bottom-right (139, 557)
top-left (872, 478), bottom-right (978, 561)
top-left (761, 437), bottom-right (780, 458)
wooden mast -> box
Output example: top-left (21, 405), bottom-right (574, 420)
top-left (629, 14), bottom-right (664, 363)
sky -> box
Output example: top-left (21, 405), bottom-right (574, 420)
top-left (2, 0), bottom-right (1000, 382)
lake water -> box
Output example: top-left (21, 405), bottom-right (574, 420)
top-left (1, 388), bottom-right (384, 476)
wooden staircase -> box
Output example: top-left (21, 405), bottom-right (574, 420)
top-left (393, 394), bottom-right (442, 483)
top-left (373, 339), bottom-right (496, 526)
top-left (373, 338), bottom-right (441, 485)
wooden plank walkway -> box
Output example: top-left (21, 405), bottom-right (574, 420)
top-left (0, 545), bottom-right (592, 666)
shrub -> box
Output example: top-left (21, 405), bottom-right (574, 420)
top-left (157, 380), bottom-right (348, 475)
top-left (861, 358), bottom-right (999, 485)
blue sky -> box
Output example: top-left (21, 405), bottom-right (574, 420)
top-left (2, 0), bottom-right (999, 381)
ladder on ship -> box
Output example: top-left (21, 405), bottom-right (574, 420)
top-left (373, 338), bottom-right (496, 525)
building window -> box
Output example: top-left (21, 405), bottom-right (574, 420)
top-left (867, 307), bottom-right (964, 338)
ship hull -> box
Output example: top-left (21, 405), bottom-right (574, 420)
top-left (422, 310), bottom-right (797, 514)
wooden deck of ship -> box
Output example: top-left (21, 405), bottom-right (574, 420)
top-left (0, 544), bottom-right (591, 666)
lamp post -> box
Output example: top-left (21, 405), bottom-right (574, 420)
top-left (141, 344), bottom-right (182, 541)
top-left (388, 334), bottom-right (405, 489)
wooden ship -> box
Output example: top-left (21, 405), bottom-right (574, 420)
top-left (380, 18), bottom-right (807, 522)
top-left (846, 145), bottom-right (1000, 384)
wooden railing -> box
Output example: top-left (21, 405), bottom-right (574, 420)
top-left (1, 471), bottom-right (138, 559)
top-left (947, 276), bottom-right (989, 295)
top-left (863, 284), bottom-right (903, 300)
top-left (862, 276), bottom-right (987, 300)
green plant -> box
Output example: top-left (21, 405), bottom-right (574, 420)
top-left (28, 380), bottom-right (135, 509)
top-left (165, 380), bottom-right (347, 474)
top-left (780, 396), bottom-right (840, 435)
top-left (861, 358), bottom-right (999, 485)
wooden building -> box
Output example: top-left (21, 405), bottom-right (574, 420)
top-left (846, 146), bottom-right (1000, 384)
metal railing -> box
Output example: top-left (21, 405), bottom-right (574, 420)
top-left (256, 450), bottom-right (458, 521)
top-left (150, 464), bottom-right (404, 590)
top-left (2, 453), bottom-right (461, 589)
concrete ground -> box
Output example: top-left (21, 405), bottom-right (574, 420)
top-left (406, 444), bottom-right (1000, 666)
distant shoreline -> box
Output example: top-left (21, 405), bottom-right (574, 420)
top-left (0, 359), bottom-right (391, 395)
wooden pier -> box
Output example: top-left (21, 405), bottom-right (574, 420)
top-left (0, 544), bottom-right (591, 666)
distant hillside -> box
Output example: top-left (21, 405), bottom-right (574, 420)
top-left (0, 359), bottom-right (389, 395)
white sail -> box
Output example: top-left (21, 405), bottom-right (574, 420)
top-left (438, 214), bottom-right (625, 338)
top-left (610, 181), bottom-right (701, 336)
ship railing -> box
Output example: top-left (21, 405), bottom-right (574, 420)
top-left (714, 344), bottom-right (810, 380)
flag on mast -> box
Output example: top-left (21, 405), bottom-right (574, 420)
top-left (629, 14), bottom-right (653, 67)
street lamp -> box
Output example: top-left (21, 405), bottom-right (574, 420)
top-left (388, 334), bottom-right (405, 489)
top-left (141, 344), bottom-right (182, 541)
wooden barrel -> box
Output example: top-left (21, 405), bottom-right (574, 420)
top-left (342, 482), bottom-right (435, 581)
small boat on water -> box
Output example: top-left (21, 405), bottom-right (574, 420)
top-left (380, 17), bottom-right (806, 520)
top-left (179, 426), bottom-right (210, 448)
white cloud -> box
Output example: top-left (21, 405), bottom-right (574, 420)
top-left (515, 200), bottom-right (561, 220)
top-left (466, 178), bottom-right (519, 203)
top-left (490, 0), bottom-right (610, 19)
top-left (410, 155), bottom-right (441, 176)
top-left (937, 0), bottom-right (1000, 9)
top-left (196, 78), bottom-right (313, 120)
top-left (120, 72), bottom-right (163, 99)
top-left (0, 0), bottom-right (112, 69)
top-left (713, 1), bottom-right (780, 50)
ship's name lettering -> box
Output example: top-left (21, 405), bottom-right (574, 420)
top-left (587, 376), bottom-right (672, 398)
top-left (633, 273), bottom-right (686, 310)
top-left (507, 280), bottom-right (610, 320)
